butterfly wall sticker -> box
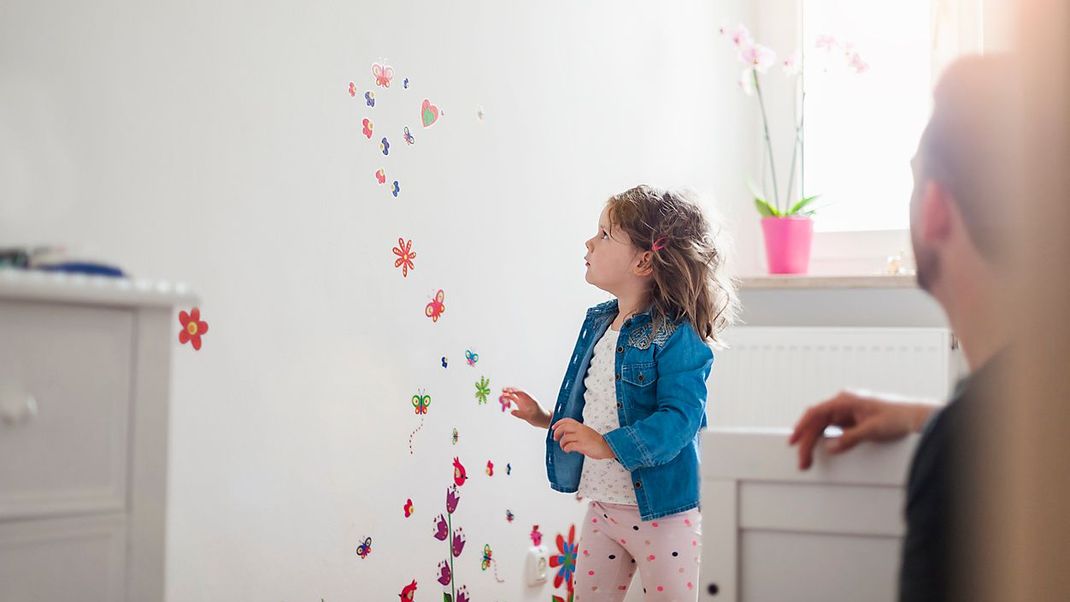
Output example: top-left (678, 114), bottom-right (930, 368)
top-left (372, 62), bottom-right (394, 88)
top-left (425, 289), bottom-right (446, 322)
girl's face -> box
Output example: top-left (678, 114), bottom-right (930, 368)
top-left (584, 206), bottom-right (647, 293)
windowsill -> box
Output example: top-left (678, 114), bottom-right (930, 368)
top-left (739, 274), bottom-right (918, 290)
top-left (733, 273), bottom-right (945, 328)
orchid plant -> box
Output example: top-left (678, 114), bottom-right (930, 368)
top-left (720, 24), bottom-right (868, 219)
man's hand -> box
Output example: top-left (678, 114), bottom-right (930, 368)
top-left (502, 387), bottom-right (551, 429)
top-left (551, 418), bottom-right (616, 460)
top-left (788, 390), bottom-right (939, 470)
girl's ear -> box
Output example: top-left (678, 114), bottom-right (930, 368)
top-left (634, 250), bottom-right (655, 277)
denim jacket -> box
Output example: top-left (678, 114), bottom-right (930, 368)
top-left (545, 298), bottom-right (714, 521)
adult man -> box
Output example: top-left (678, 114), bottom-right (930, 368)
top-left (789, 55), bottom-right (1018, 602)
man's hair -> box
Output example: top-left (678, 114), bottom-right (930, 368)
top-left (919, 54), bottom-right (1021, 262)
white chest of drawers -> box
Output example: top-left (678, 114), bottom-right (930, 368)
top-left (0, 270), bottom-right (195, 602)
top-left (699, 429), bottom-right (919, 601)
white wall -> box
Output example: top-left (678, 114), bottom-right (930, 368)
top-left (1, 1), bottom-right (754, 599)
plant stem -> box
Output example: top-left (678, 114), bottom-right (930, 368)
top-left (752, 69), bottom-right (781, 212)
top-left (785, 118), bottom-right (802, 210)
top-left (800, 89), bottom-right (806, 201)
top-left (448, 512), bottom-right (455, 601)
top-left (785, 54), bottom-right (801, 207)
top-left (799, 54), bottom-right (806, 201)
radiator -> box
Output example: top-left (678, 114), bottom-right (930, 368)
top-left (707, 327), bottom-right (960, 429)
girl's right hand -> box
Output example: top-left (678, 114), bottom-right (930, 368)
top-left (502, 387), bottom-right (551, 429)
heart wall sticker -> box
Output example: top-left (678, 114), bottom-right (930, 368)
top-left (421, 99), bottom-right (442, 128)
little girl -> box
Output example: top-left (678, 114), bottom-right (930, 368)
top-left (504, 185), bottom-right (738, 601)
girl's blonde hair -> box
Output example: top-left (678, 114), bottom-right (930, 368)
top-left (606, 185), bottom-right (739, 345)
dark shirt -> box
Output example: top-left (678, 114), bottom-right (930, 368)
top-left (898, 353), bottom-right (1004, 602)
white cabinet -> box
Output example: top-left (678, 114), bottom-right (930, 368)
top-left (0, 515), bottom-right (127, 601)
top-left (0, 270), bottom-right (195, 602)
top-left (699, 429), bottom-right (919, 602)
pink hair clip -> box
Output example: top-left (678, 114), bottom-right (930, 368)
top-left (651, 236), bottom-right (668, 252)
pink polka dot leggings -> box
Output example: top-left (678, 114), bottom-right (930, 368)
top-left (574, 500), bottom-right (702, 601)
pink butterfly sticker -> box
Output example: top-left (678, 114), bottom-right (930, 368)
top-left (425, 289), bottom-right (446, 322)
top-left (372, 63), bottom-right (394, 88)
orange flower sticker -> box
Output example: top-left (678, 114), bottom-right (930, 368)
top-left (178, 307), bottom-right (209, 350)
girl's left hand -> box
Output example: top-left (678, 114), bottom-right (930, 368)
top-left (551, 418), bottom-right (616, 460)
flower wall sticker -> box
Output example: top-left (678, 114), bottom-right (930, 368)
top-left (550, 524), bottom-right (578, 599)
top-left (434, 484), bottom-right (468, 602)
top-left (392, 238), bottom-right (416, 278)
top-left (178, 307), bottom-right (209, 350)
top-left (474, 376), bottom-right (491, 404)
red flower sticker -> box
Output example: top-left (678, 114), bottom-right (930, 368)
top-left (393, 238), bottom-right (416, 278)
top-left (178, 307), bottom-right (209, 350)
top-left (550, 524), bottom-right (577, 593)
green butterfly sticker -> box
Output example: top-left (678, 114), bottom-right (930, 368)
top-left (412, 393), bottom-right (431, 415)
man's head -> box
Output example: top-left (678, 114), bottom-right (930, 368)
top-left (910, 55), bottom-right (1020, 295)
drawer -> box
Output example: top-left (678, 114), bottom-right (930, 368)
top-left (0, 300), bottom-right (133, 521)
top-left (0, 513), bottom-right (126, 602)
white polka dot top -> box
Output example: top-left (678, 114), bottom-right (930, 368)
top-left (577, 327), bottom-right (638, 506)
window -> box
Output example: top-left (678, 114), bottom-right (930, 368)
top-left (799, 0), bottom-right (985, 233)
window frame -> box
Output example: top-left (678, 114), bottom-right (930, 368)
top-left (766, 0), bottom-right (988, 273)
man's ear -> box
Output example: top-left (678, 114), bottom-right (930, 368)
top-left (920, 180), bottom-right (953, 246)
top-left (634, 251), bottom-right (655, 277)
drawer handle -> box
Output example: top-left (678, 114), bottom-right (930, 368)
top-left (0, 394), bottom-right (38, 426)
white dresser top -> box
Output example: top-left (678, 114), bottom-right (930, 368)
top-left (0, 269), bottom-right (198, 308)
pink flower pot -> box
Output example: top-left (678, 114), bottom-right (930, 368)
top-left (761, 216), bottom-right (813, 274)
